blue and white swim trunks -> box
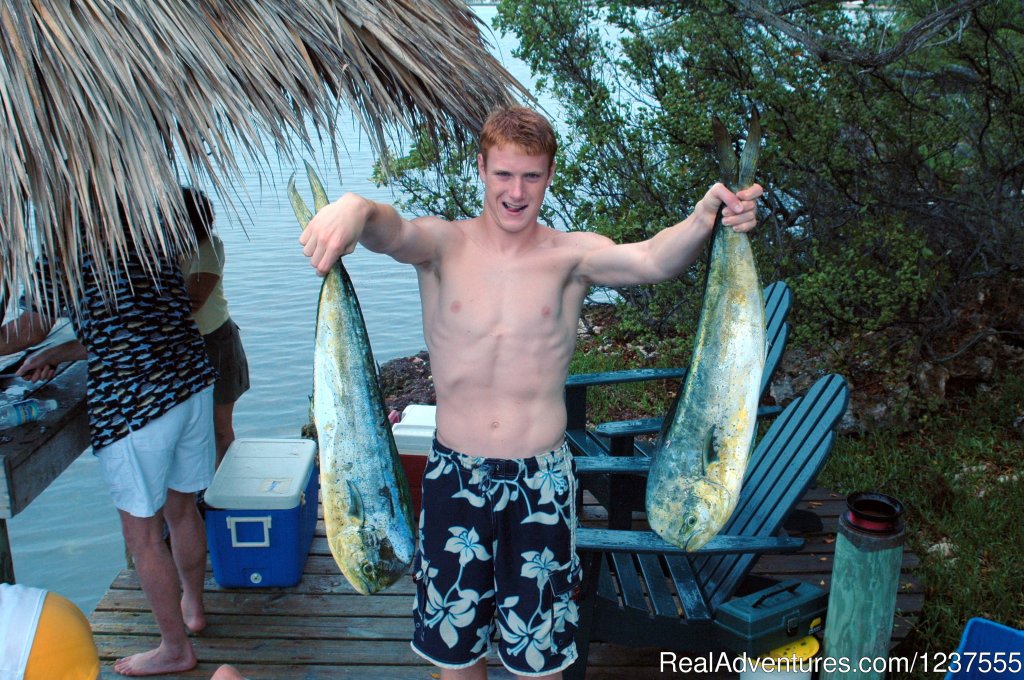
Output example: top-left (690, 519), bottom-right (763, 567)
top-left (411, 438), bottom-right (582, 676)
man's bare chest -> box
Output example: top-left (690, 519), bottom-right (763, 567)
top-left (427, 250), bottom-right (580, 338)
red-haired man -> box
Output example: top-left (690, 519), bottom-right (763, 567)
top-left (300, 106), bottom-right (761, 680)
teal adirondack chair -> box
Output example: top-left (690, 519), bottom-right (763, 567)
top-left (565, 280), bottom-right (793, 528)
top-left (565, 373), bottom-right (850, 680)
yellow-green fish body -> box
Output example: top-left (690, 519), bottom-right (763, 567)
top-left (290, 165), bottom-right (415, 594)
top-left (646, 113), bottom-right (765, 551)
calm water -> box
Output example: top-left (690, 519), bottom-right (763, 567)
top-left (6, 6), bottom-right (559, 614)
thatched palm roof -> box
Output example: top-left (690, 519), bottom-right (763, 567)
top-left (1, 0), bottom-right (528, 313)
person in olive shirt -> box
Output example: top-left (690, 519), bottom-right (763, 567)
top-left (179, 186), bottom-right (250, 464)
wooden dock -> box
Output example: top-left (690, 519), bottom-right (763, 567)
top-left (90, 487), bottom-right (923, 679)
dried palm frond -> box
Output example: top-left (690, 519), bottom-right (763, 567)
top-left (0, 0), bottom-right (529, 316)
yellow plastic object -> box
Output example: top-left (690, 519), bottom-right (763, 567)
top-left (741, 636), bottom-right (819, 679)
top-left (761, 635), bottom-right (819, 666)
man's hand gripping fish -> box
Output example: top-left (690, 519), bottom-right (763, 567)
top-left (289, 164), bottom-right (416, 594)
top-left (646, 113), bottom-right (766, 551)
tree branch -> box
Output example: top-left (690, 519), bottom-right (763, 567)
top-left (728, 0), bottom-right (997, 67)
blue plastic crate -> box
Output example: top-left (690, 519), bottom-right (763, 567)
top-left (945, 617), bottom-right (1024, 679)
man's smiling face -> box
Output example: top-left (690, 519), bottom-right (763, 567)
top-left (477, 144), bottom-right (553, 235)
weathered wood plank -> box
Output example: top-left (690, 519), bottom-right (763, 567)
top-left (95, 590), bottom-right (413, 618)
top-left (1, 360), bottom-right (90, 518)
top-left (108, 570), bottom-right (418, 597)
top-left (90, 611), bottom-right (413, 639)
top-left (95, 657), bottom-right (724, 679)
top-left (93, 633), bottom-right (681, 670)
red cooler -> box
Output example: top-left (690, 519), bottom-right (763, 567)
top-left (392, 404), bottom-right (436, 517)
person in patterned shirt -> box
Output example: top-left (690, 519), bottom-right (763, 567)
top-left (0, 223), bottom-right (217, 676)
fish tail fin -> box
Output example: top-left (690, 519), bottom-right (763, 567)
top-left (712, 117), bottom-right (738, 189)
top-left (287, 174), bottom-right (314, 229)
top-left (305, 161), bottom-right (331, 212)
top-left (738, 108), bottom-right (761, 190)
top-left (712, 110), bottom-right (762, 191)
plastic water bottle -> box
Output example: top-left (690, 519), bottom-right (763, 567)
top-left (0, 399), bottom-right (59, 429)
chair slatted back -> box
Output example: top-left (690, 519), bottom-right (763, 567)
top-left (691, 373), bottom-right (849, 610)
top-left (758, 279), bottom-right (793, 397)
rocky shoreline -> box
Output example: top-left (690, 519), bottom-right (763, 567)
top-left (380, 350), bottom-right (436, 414)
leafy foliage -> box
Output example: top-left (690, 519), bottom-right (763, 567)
top-left (383, 0), bottom-right (1023, 364)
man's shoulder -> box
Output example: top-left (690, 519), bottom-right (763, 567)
top-left (419, 215), bottom-right (482, 244)
top-left (549, 228), bottom-right (616, 251)
top-left (413, 214), bottom-right (471, 229)
top-left (408, 214), bottom-right (466, 239)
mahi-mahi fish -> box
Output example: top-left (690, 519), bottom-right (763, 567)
top-left (645, 112), bottom-right (766, 552)
top-left (288, 163), bottom-right (416, 594)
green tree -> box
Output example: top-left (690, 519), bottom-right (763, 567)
top-left (379, 0), bottom-right (1023, 363)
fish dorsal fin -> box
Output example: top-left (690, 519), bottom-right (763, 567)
top-left (658, 386), bottom-right (684, 445)
top-left (346, 480), bottom-right (365, 524)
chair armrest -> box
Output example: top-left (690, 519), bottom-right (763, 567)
top-left (565, 368), bottom-right (686, 432)
top-left (576, 527), bottom-right (804, 556)
top-left (591, 403), bottom-right (786, 443)
top-left (594, 417), bottom-right (661, 439)
top-left (565, 367), bottom-right (686, 389)
top-left (575, 455), bottom-right (653, 475)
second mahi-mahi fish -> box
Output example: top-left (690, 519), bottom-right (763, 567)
top-left (645, 112), bottom-right (766, 551)
top-left (289, 163), bottom-right (416, 594)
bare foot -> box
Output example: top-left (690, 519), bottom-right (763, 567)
top-left (113, 643), bottom-right (197, 676)
top-left (182, 596), bottom-right (207, 634)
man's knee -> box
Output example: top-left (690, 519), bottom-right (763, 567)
top-left (120, 512), bottom-right (167, 554)
top-left (163, 489), bottom-right (201, 526)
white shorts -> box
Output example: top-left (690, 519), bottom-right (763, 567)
top-left (95, 388), bottom-right (215, 518)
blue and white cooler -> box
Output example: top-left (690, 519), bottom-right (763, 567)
top-left (204, 438), bottom-right (318, 588)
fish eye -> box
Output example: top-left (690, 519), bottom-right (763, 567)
top-left (686, 515), bottom-right (698, 528)
top-left (361, 563), bottom-right (374, 576)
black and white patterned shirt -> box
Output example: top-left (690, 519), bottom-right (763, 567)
top-left (34, 249), bottom-right (216, 450)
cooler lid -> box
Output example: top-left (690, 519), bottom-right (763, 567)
top-left (392, 405), bottom-right (436, 455)
top-left (205, 438), bottom-right (317, 510)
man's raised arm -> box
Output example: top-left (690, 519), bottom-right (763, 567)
top-left (576, 183), bottom-right (762, 288)
top-left (299, 193), bottom-right (444, 275)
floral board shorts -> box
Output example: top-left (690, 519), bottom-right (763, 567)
top-left (411, 437), bottom-right (582, 677)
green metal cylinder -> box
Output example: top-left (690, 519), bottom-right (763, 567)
top-left (821, 492), bottom-right (905, 680)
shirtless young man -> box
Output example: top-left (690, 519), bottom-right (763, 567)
top-left (300, 106), bottom-right (761, 680)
